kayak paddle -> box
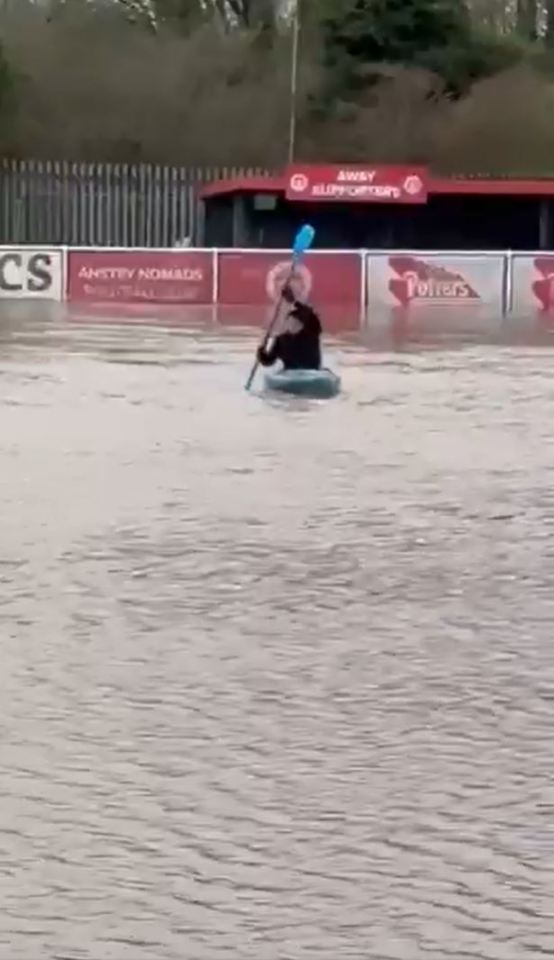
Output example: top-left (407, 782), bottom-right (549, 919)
top-left (245, 223), bottom-right (316, 391)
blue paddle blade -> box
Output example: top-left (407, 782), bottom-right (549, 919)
top-left (292, 223), bottom-right (315, 258)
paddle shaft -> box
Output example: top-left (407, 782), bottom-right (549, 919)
top-left (245, 259), bottom-right (297, 392)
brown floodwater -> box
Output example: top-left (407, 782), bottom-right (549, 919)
top-left (0, 306), bottom-right (553, 960)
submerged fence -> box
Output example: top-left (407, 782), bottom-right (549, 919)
top-left (0, 159), bottom-right (264, 248)
top-left (2, 245), bottom-right (554, 333)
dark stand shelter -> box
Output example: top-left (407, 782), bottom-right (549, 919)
top-left (201, 174), bottom-right (554, 251)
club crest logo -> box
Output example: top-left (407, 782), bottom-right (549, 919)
top-left (403, 175), bottom-right (423, 195)
top-left (289, 173), bottom-right (309, 193)
top-left (266, 260), bottom-right (312, 301)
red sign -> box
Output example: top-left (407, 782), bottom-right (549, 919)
top-left (531, 258), bottom-right (554, 310)
top-left (217, 251), bottom-right (361, 332)
top-left (285, 164), bottom-right (428, 204)
top-left (68, 250), bottom-right (213, 303)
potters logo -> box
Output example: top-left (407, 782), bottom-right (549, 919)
top-left (388, 256), bottom-right (480, 306)
top-left (289, 173), bottom-right (309, 193)
top-left (266, 260), bottom-right (312, 301)
top-left (532, 258), bottom-right (554, 310)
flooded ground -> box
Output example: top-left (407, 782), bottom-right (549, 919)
top-left (0, 306), bottom-right (553, 960)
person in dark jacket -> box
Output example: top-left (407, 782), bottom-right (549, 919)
top-left (257, 285), bottom-right (322, 371)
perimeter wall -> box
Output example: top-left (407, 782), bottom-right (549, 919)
top-left (1, 246), bottom-right (553, 331)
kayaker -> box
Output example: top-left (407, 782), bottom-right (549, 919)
top-left (257, 285), bottom-right (322, 371)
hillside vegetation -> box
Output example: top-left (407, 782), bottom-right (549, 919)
top-left (1, 0), bottom-right (553, 173)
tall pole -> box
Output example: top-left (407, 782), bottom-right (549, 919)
top-left (288, 0), bottom-right (300, 164)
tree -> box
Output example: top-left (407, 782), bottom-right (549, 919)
top-left (516, 0), bottom-right (537, 41)
top-left (321, 0), bottom-right (471, 66)
top-left (0, 38), bottom-right (15, 120)
top-left (546, 0), bottom-right (554, 47)
top-left (224, 0), bottom-right (276, 28)
top-left (138, 0), bottom-right (208, 31)
top-left (142, 0), bottom-right (279, 31)
top-left (317, 0), bottom-right (521, 96)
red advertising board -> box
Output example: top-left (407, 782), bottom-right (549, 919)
top-left (218, 251), bottom-right (361, 332)
top-left (285, 164), bottom-right (428, 204)
top-left (526, 256), bottom-right (554, 311)
top-left (68, 250), bottom-right (213, 303)
top-left (510, 255), bottom-right (554, 328)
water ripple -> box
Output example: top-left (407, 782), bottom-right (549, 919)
top-left (0, 311), bottom-right (553, 958)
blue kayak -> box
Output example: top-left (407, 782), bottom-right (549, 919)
top-left (264, 367), bottom-right (341, 399)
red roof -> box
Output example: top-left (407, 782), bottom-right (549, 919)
top-left (201, 174), bottom-right (554, 199)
